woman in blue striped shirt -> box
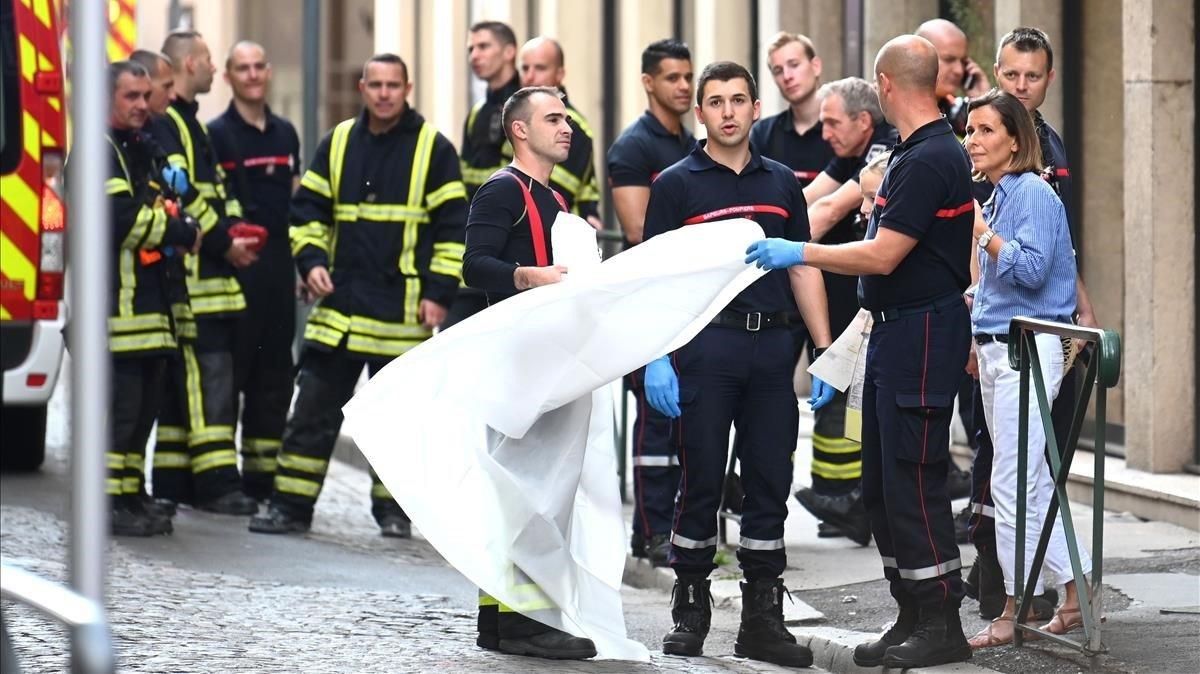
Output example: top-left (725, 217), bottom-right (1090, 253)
top-left (962, 90), bottom-right (1088, 649)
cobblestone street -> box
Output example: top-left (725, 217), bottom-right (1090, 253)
top-left (2, 424), bottom-right (818, 673)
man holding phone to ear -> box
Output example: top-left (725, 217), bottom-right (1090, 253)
top-left (916, 19), bottom-right (992, 137)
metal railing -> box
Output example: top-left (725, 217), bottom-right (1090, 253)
top-left (1, 563), bottom-right (114, 673)
top-left (2, 1), bottom-right (115, 672)
top-left (1008, 316), bottom-right (1122, 657)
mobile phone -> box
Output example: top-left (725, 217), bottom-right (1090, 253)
top-left (962, 69), bottom-right (977, 91)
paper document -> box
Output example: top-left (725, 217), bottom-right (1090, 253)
top-left (807, 308), bottom-right (872, 392)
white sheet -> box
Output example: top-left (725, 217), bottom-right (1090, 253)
top-left (342, 214), bottom-right (766, 661)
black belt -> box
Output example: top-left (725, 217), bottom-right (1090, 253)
top-left (870, 292), bottom-right (964, 324)
top-left (709, 310), bottom-right (790, 332)
top-left (973, 333), bottom-right (1009, 345)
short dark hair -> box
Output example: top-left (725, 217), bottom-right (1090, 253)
top-left (501, 86), bottom-right (562, 142)
top-left (109, 60), bottom-right (149, 94)
top-left (967, 89), bottom-right (1043, 179)
top-left (362, 53), bottom-right (409, 82)
top-left (997, 26), bottom-right (1054, 72)
top-left (696, 61), bottom-right (757, 106)
top-left (161, 30), bottom-right (202, 72)
top-left (470, 21), bottom-right (517, 47)
top-left (129, 49), bottom-right (170, 74)
top-left (641, 39), bottom-right (691, 75)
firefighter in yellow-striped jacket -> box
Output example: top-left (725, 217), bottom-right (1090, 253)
top-left (147, 30), bottom-right (260, 516)
top-left (104, 61), bottom-right (200, 536)
top-left (249, 53), bottom-right (467, 538)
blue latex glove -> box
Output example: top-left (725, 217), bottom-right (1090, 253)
top-left (809, 375), bottom-right (835, 411)
top-left (161, 164), bottom-right (190, 196)
top-left (745, 239), bottom-right (805, 270)
top-left (644, 356), bottom-right (681, 418)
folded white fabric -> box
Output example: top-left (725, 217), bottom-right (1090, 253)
top-left (342, 214), bottom-right (766, 661)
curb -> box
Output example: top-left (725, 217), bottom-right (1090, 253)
top-left (624, 555), bottom-right (997, 674)
top-left (792, 626), bottom-right (996, 674)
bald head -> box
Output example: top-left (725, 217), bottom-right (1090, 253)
top-left (875, 35), bottom-right (939, 91)
top-left (916, 18), bottom-right (969, 99)
top-left (915, 18), bottom-right (966, 44)
top-left (519, 36), bottom-right (566, 88)
top-left (226, 40), bottom-right (266, 70)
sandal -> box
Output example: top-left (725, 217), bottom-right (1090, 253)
top-left (1041, 607), bottom-right (1105, 635)
top-left (968, 616), bottom-right (1015, 650)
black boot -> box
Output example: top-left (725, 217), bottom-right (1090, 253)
top-left (127, 494), bottom-right (173, 535)
top-left (476, 603), bottom-right (499, 651)
top-left (646, 533), bottom-right (671, 568)
top-left (631, 531), bottom-right (648, 559)
top-left (378, 514), bottom-right (411, 538)
top-left (853, 596), bottom-right (918, 667)
top-left (248, 505), bottom-right (311, 534)
top-left (975, 541), bottom-right (1006, 619)
top-left (497, 612), bottom-right (596, 660)
top-left (882, 604), bottom-right (971, 669)
top-left (947, 463), bottom-right (972, 500)
top-left (817, 521), bottom-right (844, 538)
top-left (662, 576), bottom-right (712, 656)
top-left (197, 490), bottom-right (260, 516)
top-left (733, 579), bottom-right (813, 668)
top-left (110, 502), bottom-right (158, 537)
top-left (793, 487), bottom-right (871, 546)
top-left (954, 504), bottom-right (973, 543)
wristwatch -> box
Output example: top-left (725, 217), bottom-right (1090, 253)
top-left (977, 229), bottom-right (996, 250)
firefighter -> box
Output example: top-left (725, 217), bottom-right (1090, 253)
top-left (461, 85), bottom-right (596, 661)
top-left (644, 62), bottom-right (833, 668)
top-left (148, 30), bottom-right (261, 515)
top-left (746, 35), bottom-right (975, 669)
top-left (208, 41), bottom-right (302, 500)
top-left (790, 76), bottom-right (899, 546)
top-left (249, 53), bottom-right (467, 538)
top-left (129, 48), bottom-right (195, 516)
top-left (516, 37), bottom-right (602, 229)
top-left (915, 19), bottom-right (992, 137)
top-left (104, 60), bottom-right (200, 535)
top-left (605, 39), bottom-right (696, 566)
top-left (444, 20), bottom-right (522, 328)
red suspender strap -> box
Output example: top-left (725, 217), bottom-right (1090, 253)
top-left (495, 169), bottom-right (567, 267)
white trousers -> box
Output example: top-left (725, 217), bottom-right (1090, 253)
top-left (978, 334), bottom-right (1092, 596)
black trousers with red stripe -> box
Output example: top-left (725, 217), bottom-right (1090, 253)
top-left (628, 371), bottom-right (679, 541)
top-left (860, 302), bottom-right (969, 609)
top-left (669, 325), bottom-right (796, 581)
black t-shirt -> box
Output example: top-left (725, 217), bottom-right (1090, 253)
top-left (858, 118), bottom-right (973, 311)
top-left (822, 123), bottom-right (897, 184)
top-left (644, 143), bottom-right (810, 315)
top-left (606, 110), bottom-right (696, 188)
top-left (208, 103), bottom-right (301, 234)
top-left (462, 167), bottom-right (566, 304)
top-left (749, 109), bottom-right (833, 187)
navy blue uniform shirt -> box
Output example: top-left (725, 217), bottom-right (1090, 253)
top-left (644, 142), bottom-right (811, 315)
top-left (749, 109), bottom-right (833, 187)
top-left (822, 123), bottom-right (897, 184)
top-left (858, 118), bottom-right (973, 311)
top-left (208, 103), bottom-right (301, 234)
top-left (463, 167), bottom-right (565, 304)
top-left (607, 110), bottom-right (696, 188)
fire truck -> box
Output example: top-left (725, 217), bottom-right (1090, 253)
top-left (0, 0), bottom-right (67, 471)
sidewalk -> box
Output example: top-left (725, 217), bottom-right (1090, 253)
top-left (621, 409), bottom-right (1200, 674)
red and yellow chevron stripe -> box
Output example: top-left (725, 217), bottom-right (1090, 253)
top-left (0, 0), bottom-right (64, 320)
top-left (107, 0), bottom-right (136, 61)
